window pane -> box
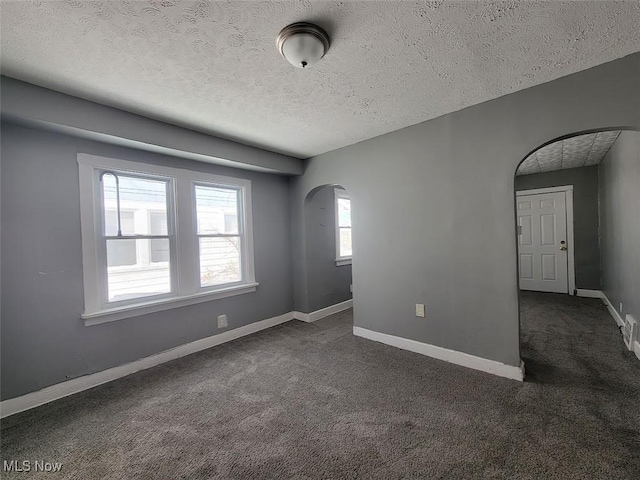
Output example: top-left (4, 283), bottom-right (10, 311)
top-left (150, 239), bottom-right (170, 263)
top-left (338, 198), bottom-right (351, 227)
top-left (148, 211), bottom-right (169, 263)
top-left (105, 212), bottom-right (135, 266)
top-left (107, 238), bottom-right (136, 267)
top-left (339, 228), bottom-right (352, 257)
top-left (199, 237), bottom-right (241, 287)
top-left (107, 239), bottom-right (171, 302)
top-left (195, 185), bottom-right (239, 234)
top-left (224, 214), bottom-right (238, 234)
top-left (149, 211), bottom-right (168, 235)
top-left (105, 211), bottom-right (135, 239)
top-left (102, 174), bottom-right (168, 236)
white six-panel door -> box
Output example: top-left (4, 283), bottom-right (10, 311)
top-left (517, 191), bottom-right (569, 293)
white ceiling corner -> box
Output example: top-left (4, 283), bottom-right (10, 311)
top-left (516, 131), bottom-right (621, 176)
top-left (1, 1), bottom-right (640, 159)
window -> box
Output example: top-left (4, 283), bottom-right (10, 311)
top-left (78, 154), bottom-right (256, 324)
top-left (335, 188), bottom-right (352, 266)
top-left (101, 173), bottom-right (173, 303)
top-left (194, 185), bottom-right (242, 288)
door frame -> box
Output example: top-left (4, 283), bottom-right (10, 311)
top-left (516, 185), bottom-right (575, 295)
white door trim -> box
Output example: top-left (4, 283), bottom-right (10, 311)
top-left (516, 185), bottom-right (575, 295)
top-left (516, 185), bottom-right (573, 196)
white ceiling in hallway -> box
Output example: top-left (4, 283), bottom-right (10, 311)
top-left (1, 1), bottom-right (640, 158)
top-left (516, 131), bottom-right (621, 176)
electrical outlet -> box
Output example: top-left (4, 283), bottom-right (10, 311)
top-left (620, 303), bottom-right (624, 313)
top-left (415, 304), bottom-right (426, 318)
top-left (350, 284), bottom-right (353, 293)
top-left (217, 314), bottom-right (228, 329)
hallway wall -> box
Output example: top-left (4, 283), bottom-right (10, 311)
top-left (599, 130), bottom-right (640, 329)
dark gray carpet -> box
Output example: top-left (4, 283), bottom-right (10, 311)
top-left (2, 292), bottom-right (639, 479)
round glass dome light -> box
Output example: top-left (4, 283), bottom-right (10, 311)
top-left (277, 22), bottom-right (330, 69)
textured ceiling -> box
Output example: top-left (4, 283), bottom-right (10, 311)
top-left (1, 1), bottom-right (640, 158)
top-left (516, 131), bottom-right (620, 176)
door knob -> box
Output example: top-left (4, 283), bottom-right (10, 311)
top-left (560, 246), bottom-right (567, 251)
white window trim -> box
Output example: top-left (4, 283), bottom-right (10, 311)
top-left (82, 283), bottom-right (259, 326)
top-left (78, 153), bottom-right (257, 325)
top-left (334, 188), bottom-right (352, 266)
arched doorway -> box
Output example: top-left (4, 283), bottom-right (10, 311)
top-left (297, 184), bottom-right (354, 322)
top-left (513, 127), bottom-right (640, 377)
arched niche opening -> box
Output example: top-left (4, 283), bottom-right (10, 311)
top-left (303, 184), bottom-right (353, 316)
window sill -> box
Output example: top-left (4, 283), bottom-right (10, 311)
top-left (82, 282), bottom-right (259, 326)
top-left (336, 258), bottom-right (352, 266)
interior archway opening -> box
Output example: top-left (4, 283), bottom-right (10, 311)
top-left (513, 128), bottom-right (640, 378)
top-left (301, 184), bottom-right (354, 323)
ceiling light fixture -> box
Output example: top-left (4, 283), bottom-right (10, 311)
top-left (276, 22), bottom-right (330, 69)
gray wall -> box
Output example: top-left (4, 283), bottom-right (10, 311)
top-left (515, 166), bottom-right (600, 290)
top-left (291, 53), bottom-right (640, 367)
top-left (598, 131), bottom-right (640, 329)
top-left (0, 122), bottom-right (293, 400)
top-left (1, 77), bottom-right (303, 175)
top-left (304, 186), bottom-right (352, 312)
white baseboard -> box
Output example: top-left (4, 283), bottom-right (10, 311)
top-left (0, 312), bottom-right (294, 419)
top-left (574, 290), bottom-right (633, 332)
top-left (353, 326), bottom-right (524, 381)
top-left (294, 299), bottom-right (353, 323)
top-left (292, 311), bottom-right (307, 322)
top-left (600, 292), bottom-right (625, 328)
top-left (576, 289), bottom-right (603, 299)
top-left (583, 292), bottom-right (639, 360)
